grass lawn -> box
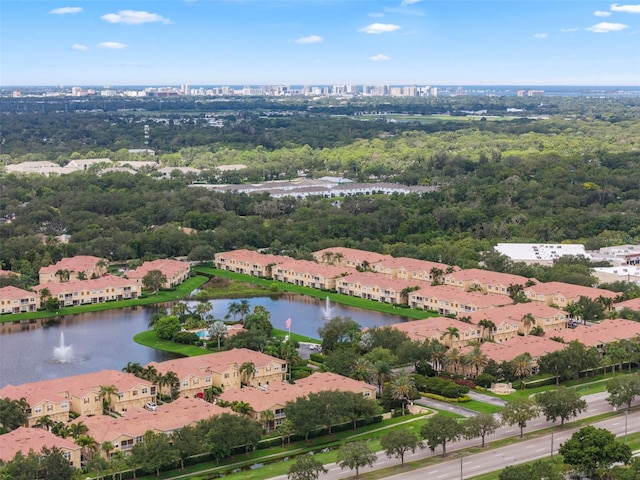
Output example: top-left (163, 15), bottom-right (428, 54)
top-left (0, 275), bottom-right (208, 323)
top-left (460, 400), bottom-right (503, 414)
top-left (272, 328), bottom-right (321, 344)
top-left (193, 266), bottom-right (437, 320)
top-left (133, 330), bottom-right (212, 357)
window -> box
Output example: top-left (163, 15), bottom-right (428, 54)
top-left (205, 376), bottom-right (211, 383)
top-left (136, 436), bottom-right (143, 443)
top-left (183, 380), bottom-right (189, 387)
top-left (142, 388), bottom-right (148, 394)
top-left (34, 407), bottom-right (42, 414)
top-left (61, 403), bottom-right (68, 409)
top-left (47, 404), bottom-right (53, 411)
top-left (224, 373), bottom-right (229, 379)
top-left (364, 391), bottom-right (371, 397)
top-left (132, 390), bottom-right (138, 396)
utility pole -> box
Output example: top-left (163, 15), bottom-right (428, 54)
top-left (550, 432), bottom-right (554, 459)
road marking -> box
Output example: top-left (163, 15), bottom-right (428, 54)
top-left (536, 448), bottom-right (545, 452)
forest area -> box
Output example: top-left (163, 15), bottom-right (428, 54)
top-left (1, 95), bottom-right (639, 289)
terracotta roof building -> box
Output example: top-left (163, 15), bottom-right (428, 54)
top-left (33, 275), bottom-right (140, 307)
top-left (442, 268), bottom-right (532, 296)
top-left (465, 303), bottom-right (568, 338)
top-left (335, 272), bottom-right (428, 305)
top-left (272, 259), bottom-right (352, 290)
top-left (552, 319), bottom-right (640, 350)
top-left (408, 285), bottom-right (512, 317)
top-left (214, 249), bottom-right (290, 278)
top-left (523, 281), bottom-right (618, 308)
top-left (312, 247), bottom-right (393, 271)
top-left (383, 317), bottom-right (483, 349)
top-left (126, 259), bottom-right (190, 289)
top-left (38, 255), bottom-right (108, 283)
top-left (0, 427), bottom-right (81, 467)
top-left (0, 286), bottom-right (39, 314)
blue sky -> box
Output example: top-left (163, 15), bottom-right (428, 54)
top-left (1, 1), bottom-right (639, 86)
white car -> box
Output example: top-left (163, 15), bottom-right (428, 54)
top-left (145, 402), bottom-right (158, 412)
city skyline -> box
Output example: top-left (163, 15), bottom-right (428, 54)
top-left (1, 1), bottom-right (640, 86)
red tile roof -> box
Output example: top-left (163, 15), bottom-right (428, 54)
top-left (39, 256), bottom-right (105, 275)
top-left (615, 298), bottom-right (640, 311)
top-left (459, 336), bottom-right (566, 363)
top-left (274, 259), bottom-right (352, 278)
top-left (0, 285), bottom-right (36, 301)
top-left (313, 247), bottom-right (393, 265)
top-left (127, 259), bottom-right (188, 278)
top-left (337, 272), bottom-right (429, 292)
top-left (552, 319), bottom-right (640, 347)
top-left (32, 275), bottom-right (137, 296)
top-left (410, 285), bottom-right (513, 309)
top-left (0, 427), bottom-right (80, 462)
top-left (444, 268), bottom-right (531, 287)
top-left (525, 281), bottom-right (618, 301)
top-left (383, 317), bottom-right (481, 342)
top-left (464, 303), bottom-right (567, 324)
top-left (214, 249), bottom-right (289, 266)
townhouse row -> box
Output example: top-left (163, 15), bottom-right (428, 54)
top-left (214, 247), bottom-right (619, 311)
top-left (0, 257), bottom-right (190, 313)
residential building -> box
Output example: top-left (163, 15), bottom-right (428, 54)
top-left (39, 255), bottom-right (108, 283)
top-left (214, 249), bottom-right (289, 278)
top-left (272, 259), bottom-right (351, 290)
top-left (458, 336), bottom-right (566, 375)
top-left (395, 258), bottom-right (459, 283)
top-left (313, 247), bottom-right (393, 271)
top-left (218, 372), bottom-right (375, 431)
top-left (552, 319), bottom-right (640, 351)
top-left (465, 303), bottom-right (568, 337)
top-left (614, 298), bottom-right (640, 313)
top-left (442, 268), bottom-right (531, 296)
top-left (72, 398), bottom-right (233, 459)
top-left (0, 427), bottom-right (82, 467)
top-left (0, 370), bottom-right (156, 417)
top-left (383, 317), bottom-right (483, 349)
top-left (523, 281), bottom-right (618, 308)
top-left (126, 259), bottom-right (190, 289)
top-left (147, 348), bottom-right (287, 396)
top-left (0, 286), bottom-right (40, 314)
top-left (0, 384), bottom-right (71, 427)
top-left (335, 272), bottom-right (428, 304)
top-left (33, 276), bottom-right (140, 307)
top-left (408, 285), bottom-right (512, 316)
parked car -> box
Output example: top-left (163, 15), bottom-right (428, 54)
top-left (145, 402), bottom-right (158, 411)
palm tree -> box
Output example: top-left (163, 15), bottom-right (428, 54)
top-left (430, 341), bottom-right (448, 375)
top-left (478, 319), bottom-right (496, 342)
top-left (238, 300), bottom-right (251, 321)
top-left (442, 326), bottom-right (460, 347)
top-left (209, 320), bottom-right (227, 349)
top-left (464, 345), bottom-right (488, 377)
top-left (260, 409), bottom-right (275, 432)
top-left (52, 421), bottom-right (70, 438)
top-left (38, 287), bottom-right (51, 306)
top-left (520, 313), bottom-right (536, 335)
top-left (101, 441), bottom-right (115, 461)
top-left (170, 302), bottom-right (188, 319)
top-left (227, 301), bottom-right (241, 321)
top-left (77, 271), bottom-right (87, 280)
top-left (55, 269), bottom-right (70, 282)
top-left (511, 353), bottom-right (534, 380)
top-left (196, 301), bottom-right (212, 320)
top-left (446, 348), bottom-right (463, 375)
top-left (351, 357), bottom-right (375, 383)
top-left (75, 435), bottom-right (99, 464)
top-left (276, 419), bottom-right (294, 447)
top-left (231, 401), bottom-right (253, 416)
top-left (203, 385), bottom-right (223, 403)
top-left (239, 361), bottom-right (256, 386)
top-left (69, 421), bottom-right (89, 439)
top-left (140, 365), bottom-right (159, 383)
top-left (35, 414), bottom-right (55, 431)
top-left (430, 267), bottom-right (444, 285)
top-left (99, 384), bottom-right (118, 414)
top-left (122, 362), bottom-right (143, 376)
top-left (161, 371), bottom-right (180, 400)
top-left (389, 371), bottom-right (416, 416)
top-left (507, 283), bottom-right (524, 301)
top-left (374, 361), bottom-right (392, 396)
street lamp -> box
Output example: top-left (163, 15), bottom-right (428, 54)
top-left (625, 408), bottom-right (628, 444)
top-left (551, 432), bottom-right (554, 459)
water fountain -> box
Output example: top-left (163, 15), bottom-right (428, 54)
top-left (321, 297), bottom-right (334, 320)
top-left (52, 332), bottom-right (75, 363)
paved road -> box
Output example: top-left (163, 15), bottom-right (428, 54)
top-left (267, 391), bottom-right (636, 480)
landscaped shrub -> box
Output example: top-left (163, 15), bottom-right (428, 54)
top-left (309, 353), bottom-right (326, 363)
top-left (423, 393), bottom-right (471, 403)
top-left (423, 377), bottom-right (470, 398)
top-left (475, 373), bottom-right (496, 388)
top-left (452, 378), bottom-right (476, 389)
top-left (172, 331), bottom-right (200, 345)
top-left (415, 360), bottom-right (436, 377)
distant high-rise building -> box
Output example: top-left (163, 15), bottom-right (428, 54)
top-left (517, 90), bottom-right (526, 97)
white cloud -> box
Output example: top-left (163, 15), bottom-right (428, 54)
top-left (97, 42), bottom-right (127, 49)
top-left (71, 44), bottom-right (88, 51)
top-left (360, 23), bottom-right (401, 34)
top-left (586, 21), bottom-right (629, 32)
top-left (560, 27), bottom-right (579, 32)
top-left (49, 6), bottom-right (82, 15)
top-left (533, 33), bottom-right (548, 38)
top-left (293, 35), bottom-right (323, 44)
top-left (401, 0), bottom-right (421, 5)
top-left (595, 10), bottom-right (612, 16)
top-left (101, 10), bottom-right (171, 25)
top-left (610, 3), bottom-right (640, 14)
top-left (369, 54), bottom-right (391, 61)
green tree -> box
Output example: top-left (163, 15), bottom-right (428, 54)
top-left (154, 315), bottom-right (181, 340)
top-left (208, 320), bottom-right (227, 349)
top-left (500, 397), bottom-right (540, 438)
top-left (203, 413), bottom-right (262, 461)
top-left (559, 426), bottom-right (632, 480)
top-left (317, 316), bottom-right (362, 352)
top-left (510, 353), bottom-right (534, 380)
top-left (337, 441), bottom-right (377, 480)
top-left (463, 412), bottom-right (502, 447)
top-left (419, 414), bottom-right (462, 457)
top-left (499, 459), bottom-right (563, 480)
top-left (171, 425), bottom-right (203, 470)
top-left (538, 350), bottom-right (570, 386)
top-left (39, 446), bottom-right (76, 480)
top-left (389, 371), bottom-right (417, 416)
top-left (99, 384), bottom-right (118, 414)
top-left (0, 450), bottom-right (40, 480)
top-left (141, 270), bottom-right (167, 295)
top-left (287, 454), bottom-right (327, 480)
top-left (464, 345), bottom-right (488, 377)
top-left (351, 357), bottom-right (375, 383)
top-left (536, 387), bottom-right (587, 426)
top-left (606, 374), bottom-right (640, 410)
top-left (0, 397), bottom-right (29, 432)
top-left (380, 429), bottom-right (422, 467)
top-left (239, 361), bottom-right (256, 386)
top-left (130, 430), bottom-right (179, 478)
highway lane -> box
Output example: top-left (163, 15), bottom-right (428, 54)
top-left (267, 391), bottom-right (639, 480)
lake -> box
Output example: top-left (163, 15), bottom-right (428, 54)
top-left (0, 295), bottom-right (409, 387)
